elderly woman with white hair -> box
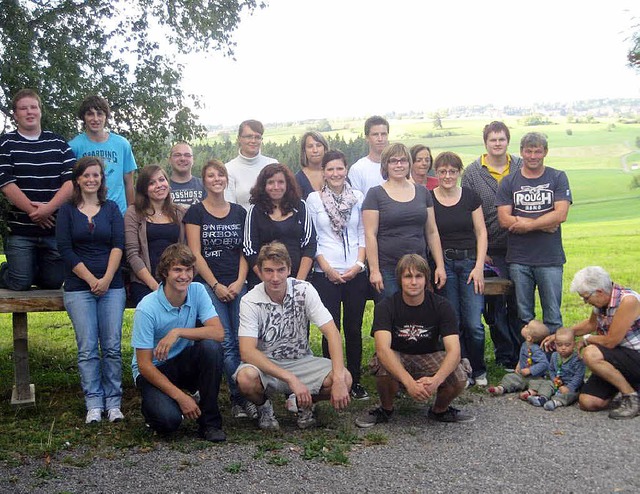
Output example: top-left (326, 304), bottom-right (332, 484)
top-left (543, 266), bottom-right (640, 420)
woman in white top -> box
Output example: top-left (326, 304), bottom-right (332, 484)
top-left (307, 150), bottom-right (369, 400)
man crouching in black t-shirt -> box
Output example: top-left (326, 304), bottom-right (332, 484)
top-left (355, 254), bottom-right (475, 427)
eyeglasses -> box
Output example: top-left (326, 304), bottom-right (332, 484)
top-left (436, 169), bottom-right (460, 177)
top-left (171, 153), bottom-right (193, 159)
top-left (387, 157), bottom-right (409, 165)
top-left (581, 291), bottom-right (595, 303)
top-left (241, 134), bottom-right (263, 141)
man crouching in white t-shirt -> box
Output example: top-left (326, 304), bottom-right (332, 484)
top-left (234, 241), bottom-right (351, 430)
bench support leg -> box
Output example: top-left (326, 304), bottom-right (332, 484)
top-left (11, 312), bottom-right (35, 406)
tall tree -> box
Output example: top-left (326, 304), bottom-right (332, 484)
top-left (629, 22), bottom-right (640, 70)
top-left (0, 0), bottom-right (264, 162)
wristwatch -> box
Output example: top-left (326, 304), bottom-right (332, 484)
top-left (583, 334), bottom-right (591, 345)
top-left (355, 261), bottom-right (366, 272)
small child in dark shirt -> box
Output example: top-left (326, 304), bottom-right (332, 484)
top-left (527, 326), bottom-right (586, 410)
top-left (488, 320), bottom-right (550, 399)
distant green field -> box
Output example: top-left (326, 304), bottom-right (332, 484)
top-left (245, 116), bottom-right (640, 221)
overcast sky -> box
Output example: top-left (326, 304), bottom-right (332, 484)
top-left (181, 0), bottom-right (640, 126)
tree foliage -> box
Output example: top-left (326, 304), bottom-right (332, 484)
top-left (629, 21), bottom-right (640, 70)
top-left (0, 0), bottom-right (264, 162)
top-left (188, 133), bottom-right (369, 177)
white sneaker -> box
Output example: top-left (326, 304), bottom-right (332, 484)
top-left (257, 399), bottom-right (279, 430)
top-left (475, 373), bottom-right (488, 387)
top-left (286, 393), bottom-right (298, 413)
top-left (86, 408), bottom-right (103, 424)
top-left (107, 408), bottom-right (124, 423)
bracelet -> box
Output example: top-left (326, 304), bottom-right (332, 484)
top-left (212, 282), bottom-right (219, 292)
top-left (583, 334), bottom-right (591, 345)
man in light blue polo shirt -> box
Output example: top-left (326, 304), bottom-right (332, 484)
top-left (131, 244), bottom-right (226, 442)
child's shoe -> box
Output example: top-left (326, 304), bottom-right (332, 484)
top-left (519, 390), bottom-right (533, 401)
top-left (544, 400), bottom-right (559, 411)
top-left (527, 395), bottom-right (547, 407)
top-left (487, 386), bottom-right (504, 396)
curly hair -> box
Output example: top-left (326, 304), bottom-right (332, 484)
top-left (249, 163), bottom-right (301, 214)
top-left (134, 164), bottom-right (180, 224)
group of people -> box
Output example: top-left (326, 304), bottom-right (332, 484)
top-left (1, 89), bottom-right (639, 444)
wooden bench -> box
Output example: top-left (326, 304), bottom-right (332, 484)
top-left (483, 277), bottom-right (513, 296)
top-left (1, 278), bottom-right (512, 406)
top-left (0, 288), bottom-right (136, 406)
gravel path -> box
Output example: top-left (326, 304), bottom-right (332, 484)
top-left (3, 392), bottom-right (640, 493)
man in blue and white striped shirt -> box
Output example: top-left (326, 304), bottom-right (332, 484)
top-left (0, 89), bottom-right (75, 290)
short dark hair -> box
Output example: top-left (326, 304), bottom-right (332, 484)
top-left (257, 241), bottom-right (291, 270)
top-left (238, 119), bottom-right (264, 138)
top-left (321, 149), bottom-right (347, 169)
top-left (12, 89), bottom-right (42, 112)
top-left (77, 95), bottom-right (111, 121)
top-left (433, 151), bottom-right (464, 172)
top-left (156, 244), bottom-right (196, 283)
top-left (72, 156), bottom-right (107, 206)
top-left (364, 115), bottom-right (389, 136)
top-left (482, 121), bottom-right (510, 144)
top-left (395, 254), bottom-right (431, 290)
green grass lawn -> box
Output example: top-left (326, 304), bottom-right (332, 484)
top-left (1, 118), bottom-right (639, 465)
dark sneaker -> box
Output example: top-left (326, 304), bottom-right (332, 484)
top-left (608, 393), bottom-right (640, 420)
top-left (351, 383), bottom-right (370, 400)
top-left (428, 406), bottom-right (476, 423)
top-left (355, 406), bottom-right (393, 428)
top-left (243, 401), bottom-right (258, 420)
top-left (199, 427), bottom-right (226, 442)
top-left (296, 407), bottom-right (316, 429)
top-left (609, 392), bottom-right (623, 410)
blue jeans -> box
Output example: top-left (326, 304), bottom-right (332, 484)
top-left (0, 235), bottom-right (64, 290)
top-left (312, 271), bottom-right (368, 383)
top-left (484, 253), bottom-right (522, 367)
top-left (63, 288), bottom-right (126, 411)
top-left (205, 283), bottom-right (247, 406)
top-left (380, 267), bottom-right (399, 300)
top-left (439, 258), bottom-right (486, 377)
top-left (136, 340), bottom-right (224, 433)
top-left (509, 263), bottom-right (563, 334)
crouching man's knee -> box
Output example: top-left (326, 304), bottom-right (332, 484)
top-left (579, 393), bottom-right (609, 412)
top-left (235, 366), bottom-right (263, 397)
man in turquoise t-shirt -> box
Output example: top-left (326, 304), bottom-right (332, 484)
top-left (69, 95), bottom-right (137, 214)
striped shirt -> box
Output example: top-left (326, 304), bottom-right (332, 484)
top-left (596, 284), bottom-right (640, 352)
top-left (0, 130), bottom-right (74, 236)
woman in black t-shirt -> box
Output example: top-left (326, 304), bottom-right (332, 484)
top-left (431, 151), bottom-right (488, 386)
top-left (243, 163), bottom-right (316, 289)
top-left (184, 159), bottom-right (254, 419)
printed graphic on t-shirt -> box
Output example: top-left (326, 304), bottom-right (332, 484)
top-left (258, 282), bottom-right (310, 360)
top-left (396, 323), bottom-right (434, 343)
top-left (201, 222), bottom-right (242, 257)
top-left (171, 189), bottom-right (203, 205)
top-left (513, 184), bottom-right (555, 214)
